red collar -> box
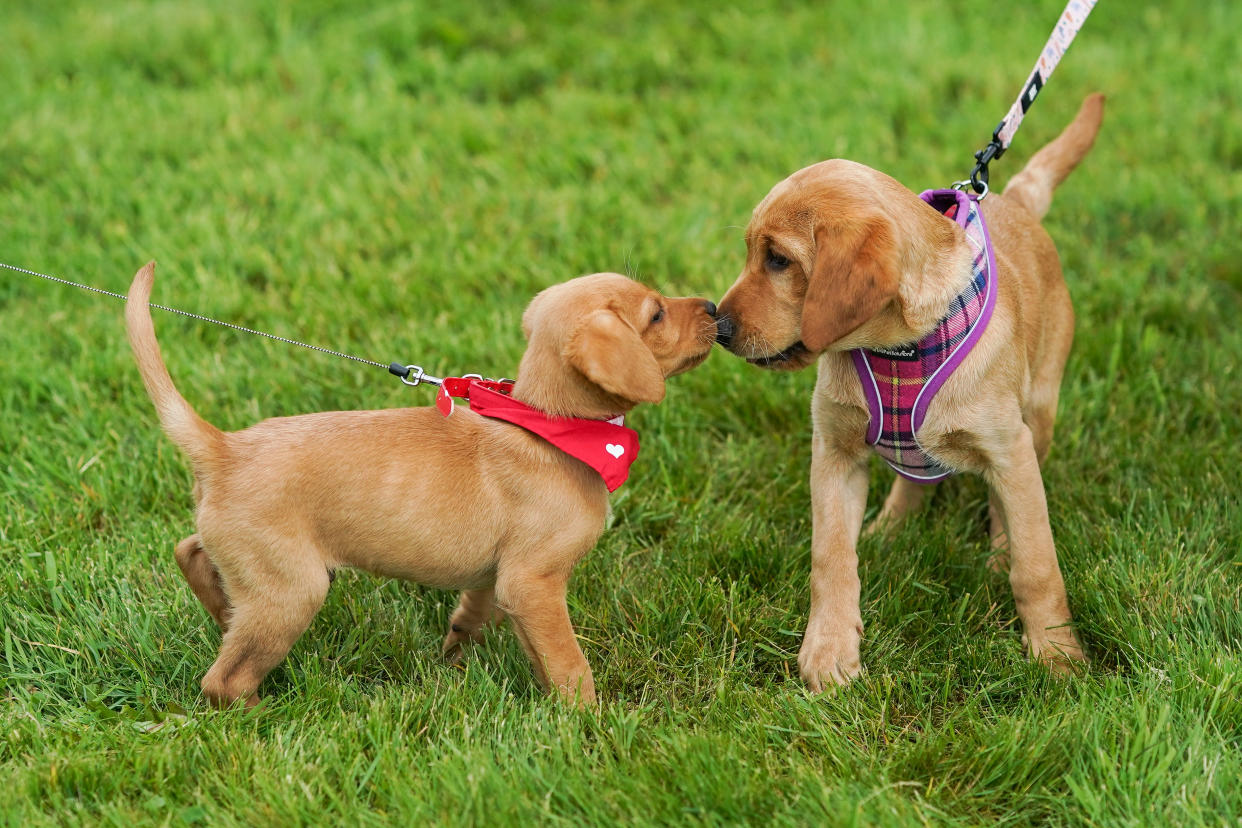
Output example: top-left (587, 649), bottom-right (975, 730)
top-left (435, 377), bottom-right (639, 492)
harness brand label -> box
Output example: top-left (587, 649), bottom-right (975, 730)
top-left (868, 344), bottom-right (919, 361)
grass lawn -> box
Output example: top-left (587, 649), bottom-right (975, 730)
top-left (3, 0), bottom-right (1240, 824)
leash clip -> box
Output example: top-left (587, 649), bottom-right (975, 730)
top-left (958, 136), bottom-right (1003, 198)
top-left (389, 364), bottom-right (510, 391)
top-left (389, 362), bottom-right (443, 387)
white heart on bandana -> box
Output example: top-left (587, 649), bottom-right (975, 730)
top-left (605, 443), bottom-right (625, 459)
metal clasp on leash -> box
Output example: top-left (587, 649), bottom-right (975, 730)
top-left (389, 362), bottom-right (444, 387)
top-left (953, 136), bottom-right (1001, 198)
top-left (388, 363), bottom-right (513, 389)
top-left (952, 177), bottom-right (989, 199)
top-left (953, 0), bottom-right (1098, 199)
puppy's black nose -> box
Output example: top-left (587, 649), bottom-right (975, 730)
top-left (703, 300), bottom-right (718, 317)
top-left (715, 315), bottom-right (735, 348)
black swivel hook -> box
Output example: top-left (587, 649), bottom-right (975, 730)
top-left (968, 128), bottom-right (1007, 196)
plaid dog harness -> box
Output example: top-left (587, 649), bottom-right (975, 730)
top-left (850, 189), bottom-right (997, 483)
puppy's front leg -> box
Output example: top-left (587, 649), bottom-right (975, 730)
top-left (987, 423), bottom-right (1086, 670)
top-left (799, 435), bottom-right (870, 691)
top-left (497, 571), bottom-right (595, 706)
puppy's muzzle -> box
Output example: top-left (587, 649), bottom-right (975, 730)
top-left (749, 341), bottom-right (808, 366)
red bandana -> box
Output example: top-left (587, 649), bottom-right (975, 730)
top-left (435, 377), bottom-right (639, 492)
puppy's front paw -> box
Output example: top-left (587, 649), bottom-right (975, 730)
top-left (1025, 627), bottom-right (1088, 674)
top-left (798, 624), bottom-right (864, 692)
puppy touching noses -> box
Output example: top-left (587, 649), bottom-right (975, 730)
top-left (714, 314), bottom-right (735, 349)
top-left (713, 93), bottom-right (1105, 690)
top-left (126, 265), bottom-right (714, 708)
top-left (517, 273), bottom-right (719, 417)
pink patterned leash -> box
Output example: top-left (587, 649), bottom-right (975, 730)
top-left (958, 0), bottom-right (1098, 196)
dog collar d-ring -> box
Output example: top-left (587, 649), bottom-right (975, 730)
top-left (951, 177), bottom-right (989, 199)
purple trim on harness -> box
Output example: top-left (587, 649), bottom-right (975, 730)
top-left (911, 191), bottom-right (998, 432)
top-left (852, 348), bottom-right (883, 445)
top-left (931, 188), bottom-right (973, 230)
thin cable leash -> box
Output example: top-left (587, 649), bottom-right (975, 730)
top-left (1, 260), bottom-right (446, 388)
top-left (956, 0), bottom-right (1098, 196)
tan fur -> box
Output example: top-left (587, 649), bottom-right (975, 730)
top-left (127, 265), bottom-right (716, 707)
top-left (717, 94), bottom-right (1105, 690)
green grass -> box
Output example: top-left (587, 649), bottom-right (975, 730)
top-left (2, 0), bottom-right (1240, 824)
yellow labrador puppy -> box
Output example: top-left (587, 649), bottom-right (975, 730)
top-left (715, 95), bottom-right (1104, 689)
top-left (127, 263), bottom-right (717, 706)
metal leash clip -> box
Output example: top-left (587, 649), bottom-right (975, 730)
top-left (389, 363), bottom-right (514, 390)
top-left (951, 177), bottom-right (989, 198)
top-left (389, 363), bottom-right (444, 387)
top-left (953, 135), bottom-right (1001, 198)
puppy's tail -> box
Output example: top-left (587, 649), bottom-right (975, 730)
top-left (126, 262), bottom-right (225, 469)
top-left (1003, 93), bottom-right (1105, 220)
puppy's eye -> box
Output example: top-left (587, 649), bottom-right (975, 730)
top-left (766, 250), bottom-right (791, 271)
top-left (650, 307), bottom-right (665, 324)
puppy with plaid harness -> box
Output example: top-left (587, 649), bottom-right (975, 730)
top-left (715, 95), bottom-right (1104, 689)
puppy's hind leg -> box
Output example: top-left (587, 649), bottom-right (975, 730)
top-left (442, 587), bottom-right (505, 664)
top-left (175, 534), bottom-right (231, 632)
top-left (987, 492), bottom-right (1009, 573)
top-left (199, 555), bottom-right (330, 709)
top-left (996, 303), bottom-right (1071, 573)
top-left (864, 476), bottom-right (936, 537)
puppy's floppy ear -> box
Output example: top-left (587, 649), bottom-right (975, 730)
top-left (565, 310), bottom-right (665, 404)
top-left (800, 218), bottom-right (900, 352)
top-left (521, 290), bottom-right (549, 339)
